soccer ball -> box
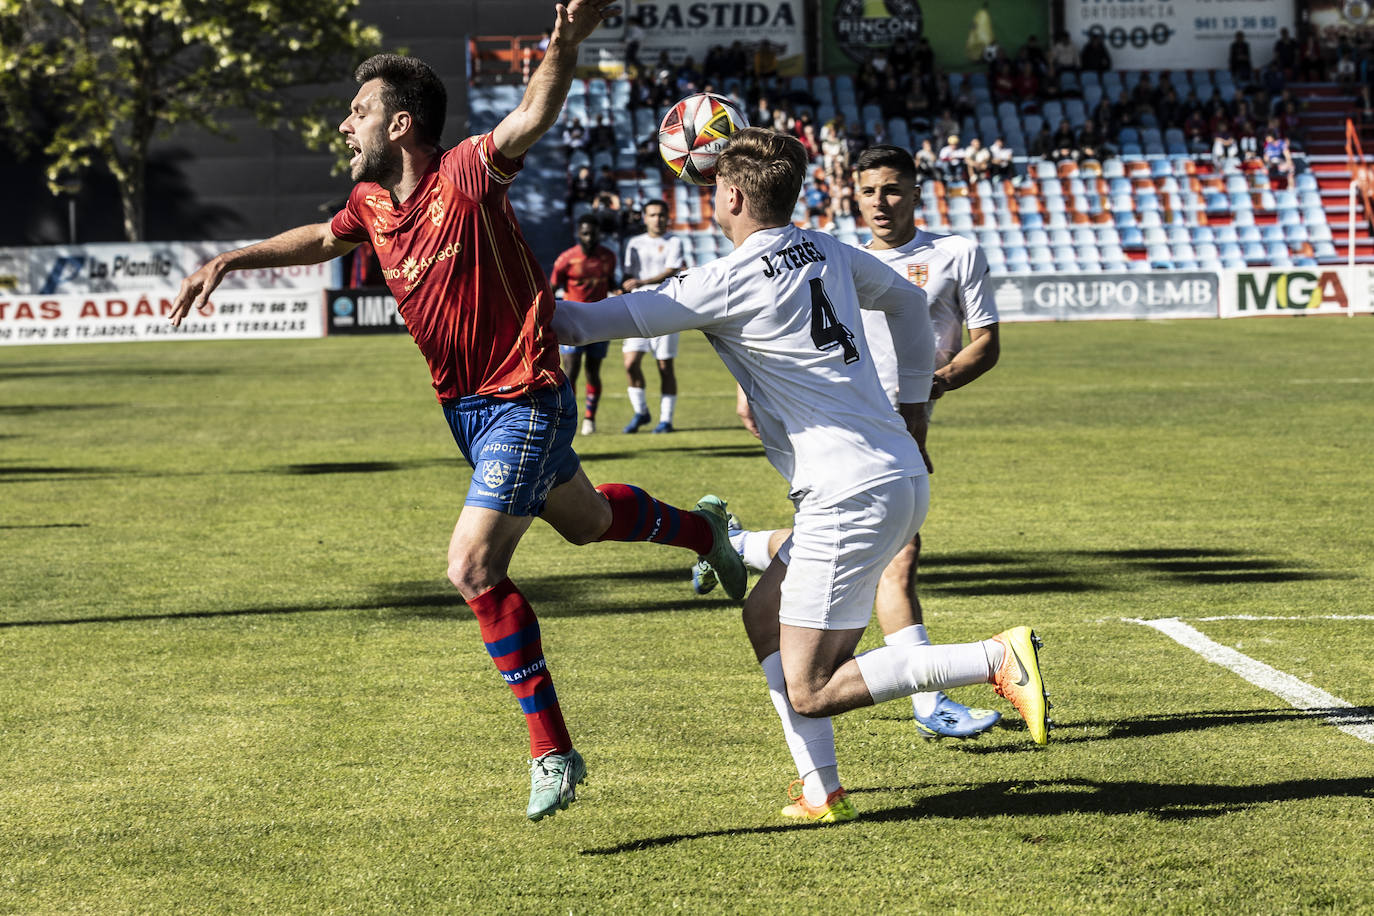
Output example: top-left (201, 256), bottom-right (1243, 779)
top-left (658, 92), bottom-right (750, 186)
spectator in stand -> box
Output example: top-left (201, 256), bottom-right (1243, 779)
top-left (1050, 118), bottom-right (1076, 153)
top-left (1187, 131), bottom-right (1211, 157)
top-left (1132, 72), bottom-right (1159, 111)
top-left (675, 56), bottom-right (701, 94)
top-left (1334, 38), bottom-right (1358, 85)
top-left (588, 114), bottom-right (616, 153)
top-left (905, 73), bottom-right (933, 124)
top-left (1077, 117), bottom-right (1112, 160)
top-left (562, 117), bottom-right (587, 157)
top-left (950, 77), bottom-right (976, 118)
top-left (1112, 88), bottom-right (1140, 130)
top-left (1018, 34), bottom-right (1049, 78)
top-left (1092, 96), bottom-right (1118, 134)
top-left (1264, 132), bottom-right (1294, 187)
top-left (914, 138), bottom-right (940, 184)
top-left (937, 134), bottom-right (966, 183)
top-left (989, 47), bottom-right (1016, 101)
top-left (805, 170), bottom-right (831, 226)
top-left (889, 36), bottom-right (914, 75)
top-left (624, 12), bottom-right (645, 75)
top-left (1029, 122), bottom-right (1054, 158)
top-left (820, 117), bottom-right (848, 175)
top-left (914, 36), bottom-right (935, 76)
top-left (1013, 60), bottom-right (1041, 104)
top-left (799, 122), bottom-right (820, 161)
top-left (828, 182), bottom-right (859, 228)
top-left (1299, 30), bottom-right (1326, 83)
top-left (844, 118), bottom-right (869, 161)
top-left (1260, 63), bottom-right (1287, 109)
top-left (933, 107), bottom-right (960, 142)
top-left (589, 192), bottom-right (621, 241)
top-left (1274, 28), bottom-right (1299, 79)
top-left (1279, 100), bottom-right (1303, 145)
top-left (870, 120), bottom-right (890, 147)
top-left (964, 137), bottom-right (991, 183)
top-left (1229, 32), bottom-right (1253, 84)
top-left (1049, 30), bottom-right (1079, 77)
top-left (754, 39), bottom-right (779, 79)
top-left (567, 164), bottom-right (595, 218)
top-left (880, 74), bottom-right (906, 120)
top-left (1237, 121), bottom-right (1260, 160)
top-left (988, 138), bottom-right (1014, 181)
top-left (593, 164), bottom-right (619, 207)
top-left (1156, 83), bottom-right (1182, 129)
top-left (1359, 85), bottom-right (1374, 123)
top-left (1081, 32), bottom-right (1112, 73)
top-left (1212, 125), bottom-right (1239, 169)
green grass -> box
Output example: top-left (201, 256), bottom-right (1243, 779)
top-left (2, 317), bottom-right (1373, 913)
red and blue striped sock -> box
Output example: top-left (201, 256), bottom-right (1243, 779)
top-left (595, 483), bottom-right (713, 554)
top-left (466, 578), bottom-right (570, 758)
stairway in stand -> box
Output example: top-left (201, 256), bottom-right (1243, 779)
top-left (1293, 82), bottom-right (1374, 264)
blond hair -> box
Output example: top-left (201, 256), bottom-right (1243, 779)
top-left (714, 127), bottom-right (808, 226)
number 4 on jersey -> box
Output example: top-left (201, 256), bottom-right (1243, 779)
top-left (808, 278), bottom-right (859, 364)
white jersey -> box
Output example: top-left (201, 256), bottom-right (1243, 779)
top-left (606, 225), bottom-right (932, 507)
top-left (858, 230), bottom-right (997, 399)
top-left (623, 232), bottom-right (687, 282)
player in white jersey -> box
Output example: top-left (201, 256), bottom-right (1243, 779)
top-left (553, 129), bottom-right (1048, 823)
top-left (723, 145), bottom-right (1006, 741)
top-left (619, 200), bottom-right (689, 433)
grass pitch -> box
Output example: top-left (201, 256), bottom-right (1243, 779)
top-left (2, 317), bottom-right (1373, 913)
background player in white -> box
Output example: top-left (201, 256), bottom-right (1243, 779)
top-left (619, 199), bottom-right (688, 433)
top-left (553, 128), bottom-right (1048, 823)
top-left (722, 144), bottom-right (1005, 741)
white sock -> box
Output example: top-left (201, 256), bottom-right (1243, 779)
top-left (628, 386), bottom-right (648, 415)
top-left (762, 652), bottom-right (838, 802)
top-left (659, 394), bottom-right (676, 424)
top-left (853, 641), bottom-right (997, 705)
top-left (885, 625), bottom-right (939, 718)
top-left (802, 765), bottom-right (841, 806)
top-left (739, 529), bottom-right (777, 572)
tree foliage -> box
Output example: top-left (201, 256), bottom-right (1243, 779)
top-left (0, 0), bottom-right (382, 240)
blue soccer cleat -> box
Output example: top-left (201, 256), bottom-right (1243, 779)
top-left (651, 421), bottom-right (674, 433)
top-left (623, 412), bottom-right (652, 433)
top-left (912, 692), bottom-right (1002, 739)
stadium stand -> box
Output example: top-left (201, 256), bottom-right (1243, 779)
top-left (465, 44), bottom-right (1374, 272)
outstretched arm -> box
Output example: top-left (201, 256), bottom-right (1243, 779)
top-left (169, 222), bottom-right (356, 326)
top-left (492, 0), bottom-right (618, 160)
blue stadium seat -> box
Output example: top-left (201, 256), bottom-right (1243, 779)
top-left (1102, 159), bottom-right (1126, 179)
top-left (1096, 226), bottom-right (1122, 245)
top-left (1143, 226), bottom-right (1169, 246)
top-left (1237, 225), bottom-right (1262, 244)
top-left (1113, 210), bottom-right (1138, 228)
top-left (1120, 227), bottom-right (1145, 247)
top-left (1020, 211), bottom-right (1045, 229)
top-left (1284, 223), bottom-right (1309, 242)
top-left (1242, 241), bottom-right (1266, 262)
top-left (1261, 224), bottom-right (1286, 243)
top-left (1314, 241), bottom-right (1338, 259)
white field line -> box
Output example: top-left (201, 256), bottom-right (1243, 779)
top-left (1127, 616), bottom-right (1374, 744)
top-left (1194, 615), bottom-right (1374, 621)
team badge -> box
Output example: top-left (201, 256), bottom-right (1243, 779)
top-left (480, 459), bottom-right (511, 489)
top-left (427, 192), bottom-right (445, 227)
top-left (907, 263), bottom-right (928, 287)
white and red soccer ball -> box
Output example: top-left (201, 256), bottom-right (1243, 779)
top-left (658, 92), bottom-right (750, 186)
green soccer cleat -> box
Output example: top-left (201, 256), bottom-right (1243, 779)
top-left (691, 512), bottom-right (741, 596)
top-left (526, 748), bottom-right (587, 821)
top-left (692, 495), bottom-right (748, 601)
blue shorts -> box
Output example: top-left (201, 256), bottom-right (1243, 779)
top-left (442, 379), bottom-right (581, 516)
top-left (559, 341), bottom-right (609, 359)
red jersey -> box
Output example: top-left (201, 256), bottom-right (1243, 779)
top-left (550, 244), bottom-right (618, 303)
top-left (330, 133), bottom-right (562, 402)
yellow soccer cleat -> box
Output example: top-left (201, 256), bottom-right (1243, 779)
top-left (991, 626), bottom-right (1050, 745)
top-left (781, 780), bottom-right (858, 824)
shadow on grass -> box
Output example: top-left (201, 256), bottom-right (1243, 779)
top-left (0, 522), bottom-right (88, 530)
top-left (581, 775), bottom-right (1374, 853)
top-left (0, 403), bottom-right (128, 415)
top-left (271, 458), bottom-right (457, 475)
top-left (0, 366), bottom-right (220, 380)
top-left (0, 465), bottom-right (125, 482)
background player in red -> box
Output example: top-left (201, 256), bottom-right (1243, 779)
top-left (166, 0), bottom-right (746, 823)
top-left (550, 214), bottom-right (618, 435)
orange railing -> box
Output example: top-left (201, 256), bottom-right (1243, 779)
top-left (1345, 119), bottom-right (1374, 238)
top-left (467, 35), bottom-right (545, 84)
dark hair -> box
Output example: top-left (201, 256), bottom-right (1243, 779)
top-left (715, 127), bottom-right (808, 225)
top-left (354, 54), bottom-right (447, 147)
top-left (576, 213), bottom-right (600, 229)
top-left (854, 145), bottom-right (917, 182)
top-left (643, 199), bottom-right (668, 214)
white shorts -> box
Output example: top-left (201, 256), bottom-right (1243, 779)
top-left (622, 333), bottom-right (679, 360)
top-left (777, 475), bottom-right (929, 631)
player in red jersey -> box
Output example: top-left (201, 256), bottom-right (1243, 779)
top-left (168, 0), bottom-right (747, 822)
top-left (550, 214), bottom-right (619, 434)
